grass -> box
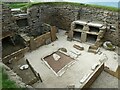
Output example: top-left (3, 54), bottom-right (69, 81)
top-left (0, 66), bottom-right (24, 89)
top-left (0, 65), bottom-right (28, 90)
top-left (6, 2), bottom-right (29, 9)
top-left (0, 67), bottom-right (2, 89)
top-left (1, 67), bottom-right (27, 90)
top-left (6, 2), bottom-right (119, 12)
top-left (86, 3), bottom-right (119, 12)
top-left (2, 69), bottom-right (18, 88)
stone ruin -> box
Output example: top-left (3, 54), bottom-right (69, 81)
top-left (1, 2), bottom-right (120, 89)
top-left (2, 4), bottom-right (57, 86)
top-left (68, 20), bottom-right (107, 54)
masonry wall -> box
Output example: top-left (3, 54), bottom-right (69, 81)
top-left (27, 4), bottom-right (119, 46)
top-left (27, 5), bottom-right (77, 31)
top-left (2, 4), bottom-right (18, 33)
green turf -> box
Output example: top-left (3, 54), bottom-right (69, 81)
top-left (1, 69), bottom-right (28, 90)
top-left (2, 69), bottom-right (18, 88)
top-left (0, 67), bottom-right (2, 89)
top-left (0, 66), bottom-right (27, 89)
top-left (7, 2), bottom-right (119, 12)
top-left (6, 2), bottom-right (29, 9)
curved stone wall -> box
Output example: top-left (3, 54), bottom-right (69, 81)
top-left (27, 4), bottom-right (119, 46)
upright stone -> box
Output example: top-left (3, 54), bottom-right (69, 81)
top-left (50, 26), bottom-right (57, 41)
top-left (30, 37), bottom-right (36, 50)
top-left (68, 30), bottom-right (73, 41)
top-left (81, 32), bottom-right (87, 43)
top-left (81, 24), bottom-right (89, 42)
top-left (82, 24), bottom-right (90, 31)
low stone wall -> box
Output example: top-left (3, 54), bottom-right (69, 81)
top-left (80, 63), bottom-right (104, 89)
top-left (104, 66), bottom-right (120, 79)
top-left (34, 32), bottom-right (51, 48)
top-left (3, 47), bottom-right (29, 64)
top-left (29, 32), bottom-right (52, 50)
top-left (27, 4), bottom-right (119, 46)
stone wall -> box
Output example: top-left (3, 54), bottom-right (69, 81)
top-left (3, 47), bottom-right (29, 64)
top-left (27, 5), bottom-right (78, 31)
top-left (2, 4), bottom-right (18, 34)
top-left (79, 7), bottom-right (119, 46)
top-left (34, 32), bottom-right (51, 48)
top-left (27, 4), bottom-right (119, 46)
top-left (2, 3), bottom-right (119, 46)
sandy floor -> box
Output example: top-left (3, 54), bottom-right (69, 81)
top-left (24, 30), bottom-right (118, 88)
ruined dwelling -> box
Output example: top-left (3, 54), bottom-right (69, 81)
top-left (1, 2), bottom-right (120, 89)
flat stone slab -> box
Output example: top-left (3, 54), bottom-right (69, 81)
top-left (20, 33), bottom-right (30, 42)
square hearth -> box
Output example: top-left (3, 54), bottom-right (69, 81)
top-left (42, 51), bottom-right (76, 76)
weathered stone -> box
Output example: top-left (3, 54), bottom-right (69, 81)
top-left (30, 37), bottom-right (36, 50)
top-left (103, 41), bottom-right (116, 51)
top-left (73, 44), bottom-right (84, 51)
top-left (59, 48), bottom-right (67, 52)
top-left (50, 26), bottom-right (57, 41)
top-left (88, 45), bottom-right (99, 54)
top-left (81, 32), bottom-right (87, 43)
top-left (2, 4), bottom-right (19, 36)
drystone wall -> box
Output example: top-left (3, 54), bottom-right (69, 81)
top-left (27, 5), bottom-right (78, 31)
top-left (27, 4), bottom-right (119, 46)
top-left (80, 7), bottom-right (119, 46)
top-left (2, 4), bottom-right (18, 33)
top-left (1, 3), bottom-right (119, 46)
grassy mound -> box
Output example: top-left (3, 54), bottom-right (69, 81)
top-left (6, 2), bottom-right (119, 12)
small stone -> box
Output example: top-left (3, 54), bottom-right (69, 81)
top-left (103, 41), bottom-right (115, 51)
top-left (53, 53), bottom-right (61, 61)
top-left (20, 64), bottom-right (29, 70)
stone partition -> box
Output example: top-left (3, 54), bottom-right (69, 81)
top-left (27, 3), bottom-right (119, 46)
top-left (3, 47), bottom-right (29, 64)
top-left (29, 25), bottom-right (57, 51)
top-left (80, 63), bottom-right (104, 89)
top-left (34, 32), bottom-right (51, 48)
